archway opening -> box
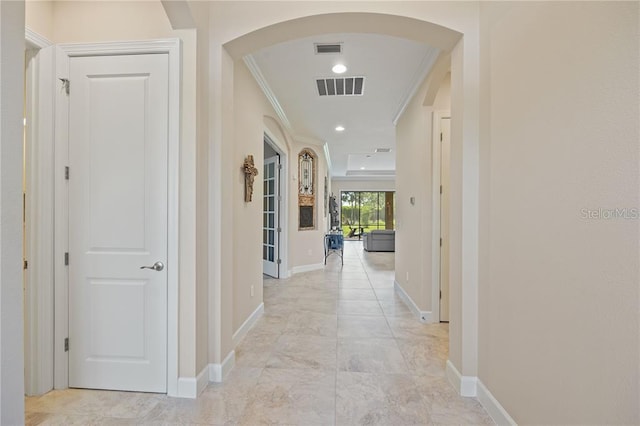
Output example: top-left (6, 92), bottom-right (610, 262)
top-left (214, 9), bottom-right (478, 398)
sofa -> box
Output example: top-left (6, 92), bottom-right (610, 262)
top-left (363, 230), bottom-right (395, 252)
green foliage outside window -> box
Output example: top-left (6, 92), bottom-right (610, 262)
top-left (340, 191), bottom-right (395, 237)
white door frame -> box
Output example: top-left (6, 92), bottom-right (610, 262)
top-left (24, 28), bottom-right (54, 396)
top-left (263, 130), bottom-right (289, 278)
top-left (50, 39), bottom-right (181, 394)
top-left (431, 110), bottom-right (451, 323)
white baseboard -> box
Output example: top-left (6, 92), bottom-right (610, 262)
top-left (209, 350), bottom-right (235, 383)
top-left (279, 269), bottom-right (291, 279)
top-left (393, 281), bottom-right (433, 323)
top-left (477, 379), bottom-right (517, 425)
top-left (446, 359), bottom-right (477, 397)
top-left (196, 363), bottom-right (209, 395)
top-left (232, 302), bottom-right (264, 347)
top-left (445, 361), bottom-right (516, 424)
top-left (175, 363), bottom-right (210, 398)
top-left (290, 263), bottom-right (324, 275)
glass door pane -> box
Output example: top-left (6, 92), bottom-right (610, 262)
top-left (263, 160), bottom-right (276, 262)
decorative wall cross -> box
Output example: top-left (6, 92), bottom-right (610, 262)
top-left (243, 155), bottom-right (259, 202)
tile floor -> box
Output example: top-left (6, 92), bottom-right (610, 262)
top-left (25, 241), bottom-right (494, 425)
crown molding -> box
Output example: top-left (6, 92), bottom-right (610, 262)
top-left (392, 48), bottom-right (440, 126)
top-left (323, 143), bottom-right (332, 176)
top-left (243, 54), bottom-right (293, 133)
top-left (25, 27), bottom-right (52, 49)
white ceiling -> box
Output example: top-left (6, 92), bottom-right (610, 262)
top-left (248, 33), bottom-right (439, 178)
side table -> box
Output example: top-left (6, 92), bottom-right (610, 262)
top-left (324, 233), bottom-right (344, 265)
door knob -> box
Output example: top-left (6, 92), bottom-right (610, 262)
top-left (140, 261), bottom-right (164, 271)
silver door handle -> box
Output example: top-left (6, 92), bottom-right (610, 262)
top-left (140, 261), bottom-right (164, 271)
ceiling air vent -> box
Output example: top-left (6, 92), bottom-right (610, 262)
top-left (316, 77), bottom-right (365, 96)
top-left (314, 43), bottom-right (342, 54)
top-left (375, 148), bottom-right (392, 153)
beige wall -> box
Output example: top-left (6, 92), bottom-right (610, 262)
top-left (433, 74), bottom-right (451, 110)
top-left (211, 44), bottom-right (236, 362)
top-left (190, 0), bottom-right (211, 380)
top-left (25, 0), bottom-right (53, 41)
top-left (447, 37), bottom-right (465, 375)
top-left (64, 1), bottom-right (174, 41)
top-left (51, 1), bottom-right (171, 42)
top-left (396, 78), bottom-right (432, 310)
top-left (478, 2), bottom-right (639, 423)
top-left (331, 179), bottom-right (395, 195)
top-left (395, 70), bottom-right (451, 314)
top-left (231, 59), bottom-right (271, 332)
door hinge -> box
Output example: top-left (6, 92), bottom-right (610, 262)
top-left (277, 164), bottom-right (282, 170)
top-left (23, 259), bottom-right (28, 270)
top-left (440, 185), bottom-right (443, 194)
top-left (65, 166), bottom-right (69, 180)
top-left (440, 132), bottom-right (443, 142)
top-left (64, 337), bottom-right (69, 352)
top-left (440, 238), bottom-right (442, 247)
top-left (59, 78), bottom-right (70, 95)
top-left (277, 227), bottom-right (282, 233)
top-left (440, 290), bottom-right (442, 300)
top-left (64, 252), bottom-right (69, 266)
top-left (277, 259), bottom-right (282, 265)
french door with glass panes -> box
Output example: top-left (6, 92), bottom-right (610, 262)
top-left (263, 155), bottom-right (280, 277)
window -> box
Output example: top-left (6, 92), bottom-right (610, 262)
top-left (340, 191), bottom-right (395, 239)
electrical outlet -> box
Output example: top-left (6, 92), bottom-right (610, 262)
top-left (250, 285), bottom-right (254, 297)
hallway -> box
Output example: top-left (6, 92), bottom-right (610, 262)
top-left (25, 241), bottom-right (493, 425)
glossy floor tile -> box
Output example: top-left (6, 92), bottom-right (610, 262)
top-left (25, 241), bottom-right (494, 425)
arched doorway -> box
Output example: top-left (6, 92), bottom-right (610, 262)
top-left (209, 7), bottom-right (481, 396)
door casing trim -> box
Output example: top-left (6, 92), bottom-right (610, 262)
top-left (432, 110), bottom-right (451, 323)
top-left (52, 39), bottom-right (181, 395)
top-left (24, 28), bottom-right (54, 397)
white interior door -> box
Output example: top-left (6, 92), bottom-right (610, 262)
top-left (440, 117), bottom-right (451, 322)
top-left (263, 155), bottom-right (280, 278)
top-left (68, 53), bottom-right (169, 392)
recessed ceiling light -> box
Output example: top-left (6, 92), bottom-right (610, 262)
top-left (332, 64), bottom-right (347, 74)
top-left (335, 125), bottom-right (345, 132)
top-left (360, 167), bottom-right (366, 170)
